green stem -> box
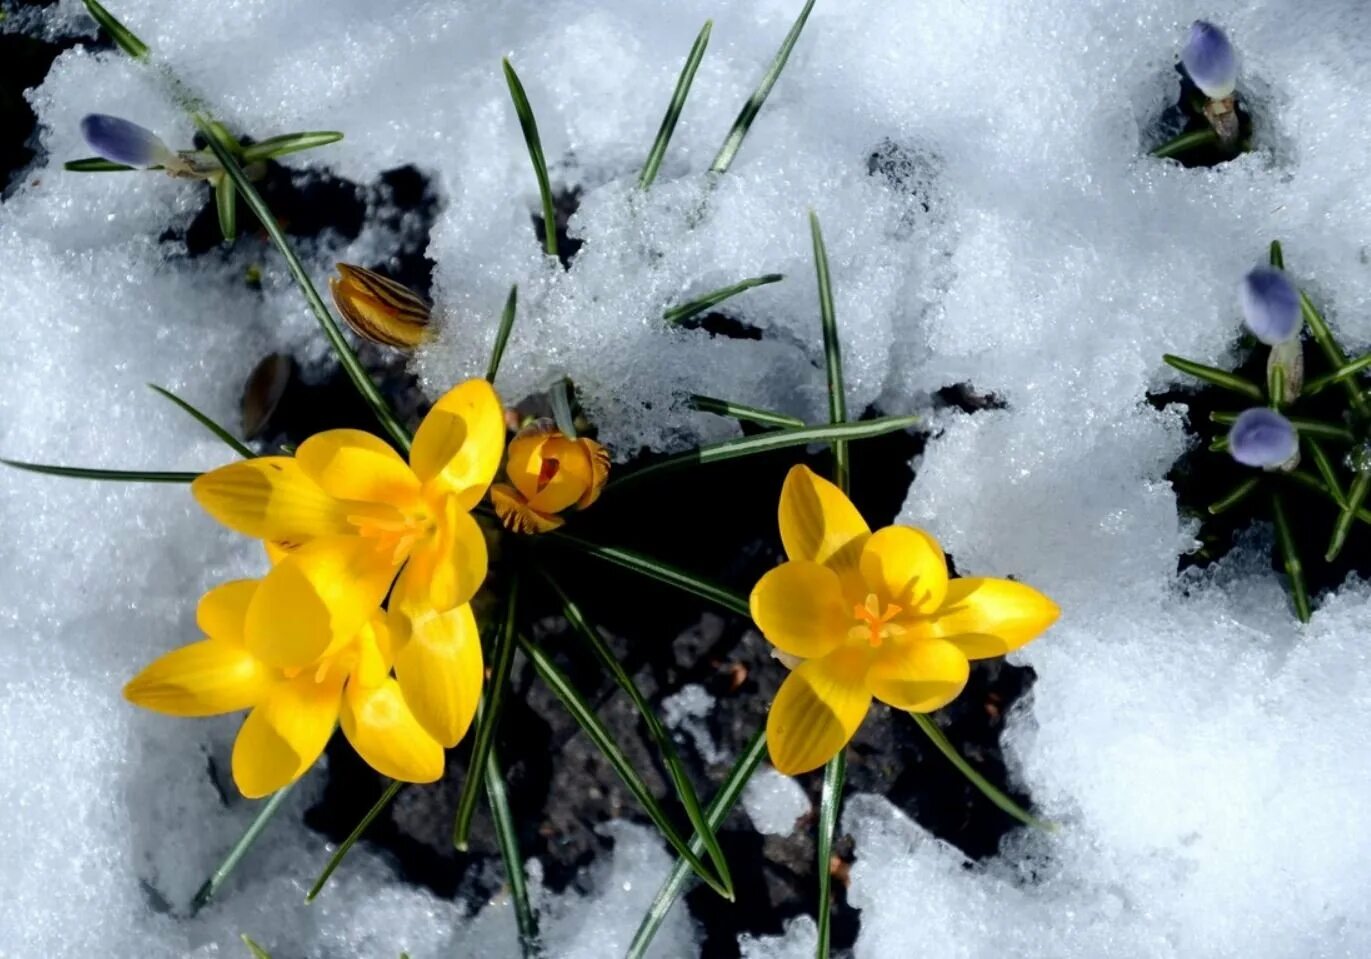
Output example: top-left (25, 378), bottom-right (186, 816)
top-left (816, 751), bottom-right (845, 959)
top-left (192, 781), bottom-right (297, 911)
top-left (306, 780), bottom-right (404, 902)
top-left (639, 21), bottom-right (713, 190)
top-left (911, 714), bottom-right (1050, 829)
top-left (1270, 491), bottom-right (1312, 621)
top-left (1150, 127), bottom-right (1220, 159)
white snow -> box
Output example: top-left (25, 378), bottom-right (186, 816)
top-left (742, 765), bottom-right (811, 836)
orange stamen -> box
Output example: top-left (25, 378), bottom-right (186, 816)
top-left (852, 594), bottom-right (902, 647)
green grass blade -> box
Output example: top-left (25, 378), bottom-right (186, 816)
top-left (486, 285), bottom-right (519, 384)
top-left (1304, 438), bottom-right (1346, 508)
top-left (1303, 352), bottom-right (1371, 396)
top-left (503, 59), bottom-right (558, 259)
top-left (606, 415), bottom-right (918, 492)
top-left (1210, 411), bottom-right (1354, 442)
top-left (1150, 128), bottom-right (1219, 159)
top-left (1269, 240), bottom-right (1284, 269)
top-left (1299, 291), bottom-right (1370, 418)
top-left (1326, 468), bottom-right (1371, 563)
top-left (816, 751), bottom-right (845, 958)
top-left (65, 157), bottom-right (140, 172)
top-left (1, 460), bottom-right (198, 483)
top-left (81, 0), bottom-right (149, 59)
top-left (454, 575), bottom-right (521, 850)
top-left (626, 729), bottom-right (767, 959)
top-left (687, 394), bottom-right (806, 429)
top-left (192, 782), bottom-right (297, 912)
top-left (544, 532), bottom-right (749, 617)
top-left (548, 377), bottom-right (578, 439)
top-left (663, 273), bottom-right (785, 325)
top-left (544, 573), bottom-right (733, 897)
top-left (912, 714), bottom-right (1051, 829)
top-left (148, 384), bottom-right (254, 459)
top-left (1162, 354), bottom-right (1264, 401)
top-left (240, 935), bottom-right (273, 959)
top-left (1207, 476), bottom-right (1260, 515)
top-left (709, 0), bottom-right (817, 174)
top-left (240, 131), bottom-right (344, 163)
top-left (639, 21), bottom-right (712, 189)
top-left (809, 211), bottom-right (847, 493)
top-left (306, 780), bottom-right (404, 902)
top-left (485, 744), bottom-right (541, 957)
top-left (519, 636), bottom-right (732, 898)
top-left (193, 114), bottom-right (412, 452)
top-left (1286, 470), bottom-right (1371, 525)
top-left (214, 174), bottom-right (237, 242)
top-left (1270, 491), bottom-right (1312, 621)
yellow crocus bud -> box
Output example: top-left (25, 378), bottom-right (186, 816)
top-left (490, 421), bottom-right (610, 534)
top-left (329, 263), bottom-right (431, 349)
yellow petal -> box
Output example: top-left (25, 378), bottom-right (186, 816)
top-left (491, 483), bottom-right (564, 534)
top-left (340, 677), bottom-right (445, 783)
top-left (575, 438), bottom-right (611, 509)
top-left (866, 638), bottom-right (969, 712)
top-left (192, 458), bottom-right (350, 542)
top-left (195, 579), bottom-right (259, 644)
top-left (777, 465), bottom-right (869, 578)
top-left (391, 603), bottom-right (483, 747)
top-left (749, 560), bottom-right (848, 659)
top-left (859, 525), bottom-right (948, 615)
top-left (296, 429), bottom-right (420, 506)
top-left (766, 648), bottom-right (871, 775)
top-left (231, 673), bottom-right (342, 798)
top-left (124, 639), bottom-right (270, 716)
top-left (409, 379), bottom-right (506, 510)
top-left (505, 425), bottom-right (553, 503)
top-left (391, 499), bottom-right (488, 612)
top-left (330, 264), bottom-right (431, 350)
top-left (245, 536), bottom-right (397, 669)
top-left (525, 435), bottom-right (594, 514)
top-left (351, 616), bottom-right (395, 688)
top-left (926, 577), bottom-right (1060, 659)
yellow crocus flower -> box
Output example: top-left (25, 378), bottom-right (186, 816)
top-left (329, 263), bottom-right (432, 350)
top-left (490, 421), bottom-right (609, 534)
top-left (124, 579), bottom-right (481, 797)
top-left (751, 465), bottom-right (1060, 776)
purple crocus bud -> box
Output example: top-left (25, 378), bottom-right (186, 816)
top-left (79, 114), bottom-right (174, 168)
top-left (1228, 408), bottom-right (1297, 468)
top-left (1181, 21), bottom-right (1238, 99)
top-left (1239, 267), bottom-right (1302, 345)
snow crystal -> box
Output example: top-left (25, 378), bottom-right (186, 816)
top-left (661, 683), bottom-right (726, 765)
top-left (742, 765), bottom-right (810, 837)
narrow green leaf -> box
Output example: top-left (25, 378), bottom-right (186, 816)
top-left (544, 532), bottom-right (749, 618)
top-left (1304, 438), bottom-right (1346, 508)
top-left (1326, 468), bottom-right (1371, 563)
top-left (1, 460), bottom-right (198, 483)
top-left (1299, 291), bottom-right (1370, 418)
top-left (1271, 491), bottom-right (1312, 621)
top-left (1267, 364), bottom-right (1284, 411)
top-left (640, 21), bottom-right (712, 189)
top-left (1304, 352), bottom-right (1371, 396)
top-left (193, 782), bottom-right (297, 912)
top-left (486, 285), bottom-right (519, 384)
top-left (148, 384), bottom-right (254, 459)
top-left (548, 377), bottom-right (578, 439)
top-left (710, 0), bottom-right (817, 174)
top-left (1209, 435), bottom-right (1230, 453)
top-left (1162, 354), bottom-right (1264, 401)
top-left (454, 576), bottom-right (521, 850)
top-left (215, 175), bottom-right (238, 243)
top-left (810, 211), bottom-right (847, 494)
top-left (519, 635), bottom-right (732, 898)
top-left (912, 714), bottom-right (1051, 829)
top-left (1286, 470), bottom-right (1371, 525)
top-left (544, 573), bottom-right (733, 899)
top-left (240, 131), bottom-right (344, 163)
top-left (240, 935), bottom-right (273, 959)
top-left (1269, 240), bottom-right (1284, 270)
top-left (607, 415), bottom-right (919, 492)
top-left (816, 751), bottom-right (845, 959)
top-left (485, 744), bottom-right (540, 957)
top-left (663, 273), bottom-right (785, 326)
top-left (306, 780), bottom-right (404, 902)
top-left (1207, 476), bottom-right (1260, 515)
top-left (193, 114), bottom-right (412, 452)
top-left (687, 394), bottom-right (806, 429)
top-left (627, 729), bottom-right (767, 959)
top-left (503, 59), bottom-right (558, 259)
top-left (1150, 127), bottom-right (1220, 159)
top-left (65, 157), bottom-right (141, 172)
top-left (82, 0), bottom-right (149, 59)
top-left (1210, 410), bottom-right (1354, 442)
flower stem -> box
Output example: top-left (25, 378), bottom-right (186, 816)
top-left (305, 779), bottom-right (404, 902)
top-left (816, 751), bottom-right (846, 959)
top-left (911, 713), bottom-right (1051, 829)
top-left (1270, 491), bottom-right (1312, 622)
top-left (191, 781), bottom-right (297, 912)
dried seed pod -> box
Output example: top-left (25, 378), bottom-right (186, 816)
top-left (329, 263), bottom-right (431, 349)
top-left (241, 353), bottom-right (294, 440)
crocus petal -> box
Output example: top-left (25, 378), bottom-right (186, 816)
top-left (777, 465), bottom-right (870, 579)
top-left (490, 483), bottom-right (564, 534)
top-left (231, 673), bottom-right (342, 798)
top-left (340, 677), bottom-right (446, 784)
top-left (391, 499), bottom-right (488, 613)
top-left (391, 603), bottom-right (483, 747)
top-left (124, 639), bottom-right (270, 717)
top-left (1181, 20), bottom-right (1237, 99)
top-left (1239, 267), bottom-right (1302, 346)
top-left (858, 525), bottom-right (948, 615)
top-left (409, 379), bottom-right (506, 509)
top-left (750, 560), bottom-right (848, 660)
top-left (525, 435), bottom-right (595, 514)
top-left (505, 425), bottom-right (555, 503)
top-left (245, 536), bottom-right (397, 669)
top-left (575, 438), bottom-right (611, 509)
top-left (79, 114), bottom-right (173, 168)
top-left (926, 577), bottom-right (1061, 659)
top-left (766, 648), bottom-right (871, 775)
top-left (866, 638), bottom-right (969, 712)
top-left (1228, 408), bottom-right (1298, 468)
top-left (329, 264), bottom-right (431, 350)
top-left (192, 458), bottom-right (351, 542)
top-left (195, 579), bottom-right (259, 644)
top-left (296, 429), bottom-right (421, 506)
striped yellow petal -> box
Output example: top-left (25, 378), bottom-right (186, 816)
top-left (231, 672), bottom-right (342, 798)
top-left (777, 464), bottom-right (869, 579)
top-left (391, 602), bottom-right (483, 748)
top-left (192, 457), bottom-right (350, 542)
top-left (749, 560), bottom-right (848, 660)
top-left (123, 638), bottom-right (270, 717)
top-left (859, 525), bottom-right (948, 616)
top-left (340, 676), bottom-right (445, 783)
top-left (330, 263), bottom-right (431, 350)
top-left (490, 482), bottom-right (564, 534)
top-left (926, 577), bottom-right (1060, 659)
top-left (766, 647), bottom-right (871, 776)
top-left (575, 437), bottom-right (611, 509)
top-left (409, 378), bottom-right (506, 510)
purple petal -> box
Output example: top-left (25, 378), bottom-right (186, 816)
top-left (1181, 21), bottom-right (1237, 99)
top-left (1239, 267), bottom-right (1302, 345)
top-left (1228, 408), bottom-right (1297, 468)
top-left (79, 114), bottom-right (172, 168)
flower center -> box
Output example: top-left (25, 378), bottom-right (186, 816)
top-left (346, 501), bottom-right (436, 565)
top-left (851, 593), bottom-right (904, 648)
